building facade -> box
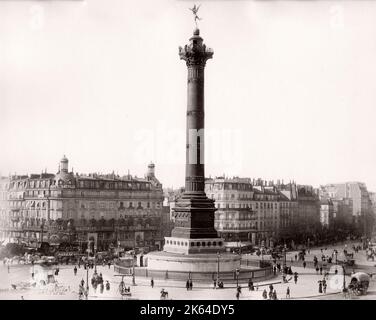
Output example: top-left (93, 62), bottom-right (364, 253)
top-left (205, 177), bottom-right (299, 246)
top-left (0, 157), bottom-right (164, 252)
top-left (320, 199), bottom-right (334, 227)
top-left (320, 182), bottom-right (373, 237)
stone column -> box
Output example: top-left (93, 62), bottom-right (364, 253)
top-left (179, 28), bottom-right (213, 196)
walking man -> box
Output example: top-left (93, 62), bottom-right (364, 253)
top-left (294, 273), bottom-right (298, 285)
top-left (186, 279), bottom-right (190, 291)
top-left (286, 287), bottom-right (290, 299)
top-left (303, 261), bottom-right (306, 269)
top-left (74, 266), bottom-right (77, 276)
top-left (151, 278), bottom-right (154, 288)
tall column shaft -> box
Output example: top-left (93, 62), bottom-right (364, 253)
top-left (185, 65), bottom-right (205, 194)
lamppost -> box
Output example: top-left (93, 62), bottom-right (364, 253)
top-left (283, 244), bottom-right (287, 268)
top-left (132, 253), bottom-right (136, 286)
top-left (132, 238), bottom-right (136, 286)
top-left (342, 264), bottom-right (346, 292)
top-left (236, 268), bottom-right (240, 287)
top-left (86, 239), bottom-right (90, 300)
top-left (216, 251), bottom-right (220, 284)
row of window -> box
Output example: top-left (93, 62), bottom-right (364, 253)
top-left (166, 239), bottom-right (223, 247)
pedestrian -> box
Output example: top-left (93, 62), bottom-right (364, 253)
top-left (151, 278), bottom-right (154, 288)
top-left (74, 266), bottom-right (77, 276)
top-left (268, 290), bottom-right (273, 300)
top-left (189, 279), bottom-right (193, 291)
top-left (186, 280), bottom-right (190, 291)
top-left (262, 289), bottom-right (268, 299)
top-left (318, 281), bottom-right (323, 294)
top-left (269, 284), bottom-right (274, 292)
top-left (286, 287), bottom-right (290, 299)
top-left (315, 266), bottom-right (319, 274)
top-left (272, 289), bottom-right (278, 300)
top-left (236, 290), bottom-right (240, 300)
top-left (319, 267), bottom-right (323, 275)
top-left (248, 279), bottom-right (254, 291)
top-left (303, 261), bottom-right (306, 268)
top-left (294, 274), bottom-right (298, 285)
top-left (213, 279), bottom-right (217, 289)
top-left (81, 279), bottom-right (85, 287)
top-left (106, 281), bottom-right (110, 291)
top-left (294, 254), bottom-right (297, 261)
top-left (100, 282), bottom-right (104, 294)
top-left (108, 261), bottom-right (111, 269)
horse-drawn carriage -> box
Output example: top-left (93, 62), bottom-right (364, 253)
top-left (348, 272), bottom-right (370, 296)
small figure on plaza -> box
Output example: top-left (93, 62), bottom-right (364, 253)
top-left (106, 281), bottom-right (110, 291)
top-left (160, 288), bottom-right (168, 300)
top-left (262, 289), bottom-right (268, 299)
top-left (286, 287), bottom-right (290, 299)
top-left (294, 272), bottom-right (298, 284)
top-left (272, 290), bottom-right (278, 300)
top-left (303, 261), bottom-right (306, 268)
top-left (100, 282), bottom-right (104, 294)
top-left (189, 279), bottom-right (193, 290)
top-left (186, 279), bottom-right (190, 291)
top-left (74, 266), bottom-right (77, 276)
top-left (151, 278), bottom-right (154, 288)
top-left (248, 279), bottom-right (254, 291)
top-left (319, 266), bottom-right (323, 275)
top-left (318, 281), bottom-right (323, 294)
top-left (213, 279), bottom-right (216, 289)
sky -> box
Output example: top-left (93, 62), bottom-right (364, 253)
top-left (1, 0), bottom-right (376, 191)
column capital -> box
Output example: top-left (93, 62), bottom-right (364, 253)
top-left (179, 29), bottom-right (213, 67)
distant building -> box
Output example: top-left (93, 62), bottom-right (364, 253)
top-left (205, 177), bottom-right (298, 246)
top-left (0, 157), bottom-right (164, 252)
top-left (320, 199), bottom-right (334, 227)
top-left (296, 185), bottom-right (321, 231)
top-left (320, 182), bottom-right (373, 236)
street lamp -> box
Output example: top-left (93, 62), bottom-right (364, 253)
top-left (283, 244), bottom-right (287, 268)
top-left (236, 268), bottom-right (240, 287)
top-left (86, 240), bottom-right (90, 300)
top-left (216, 251), bottom-right (220, 284)
top-left (342, 264), bottom-right (346, 292)
top-left (132, 253), bottom-right (136, 286)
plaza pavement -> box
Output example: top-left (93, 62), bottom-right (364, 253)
top-left (0, 240), bottom-right (375, 300)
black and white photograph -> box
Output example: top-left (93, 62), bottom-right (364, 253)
top-left (1, 0), bottom-right (376, 307)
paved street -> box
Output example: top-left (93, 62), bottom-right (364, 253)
top-left (1, 241), bottom-right (375, 300)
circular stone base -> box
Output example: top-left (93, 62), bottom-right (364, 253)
top-left (145, 251), bottom-right (241, 273)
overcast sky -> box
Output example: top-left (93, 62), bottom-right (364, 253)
top-left (1, 0), bottom-right (376, 191)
